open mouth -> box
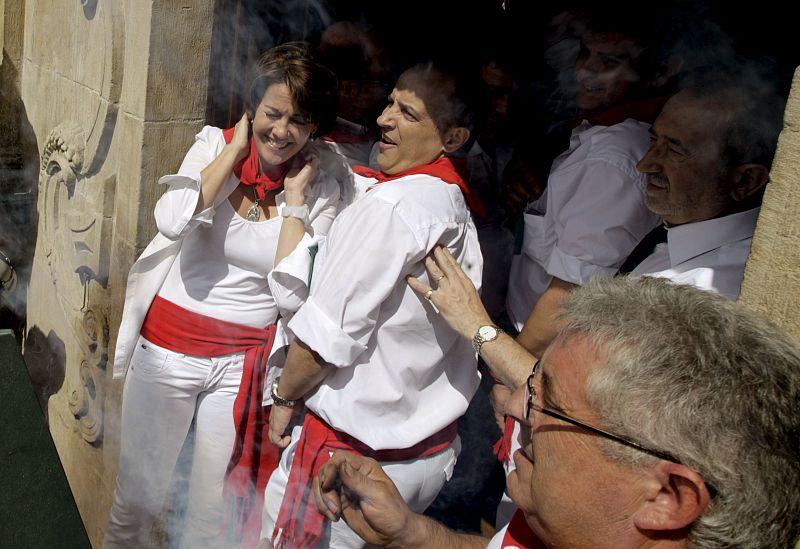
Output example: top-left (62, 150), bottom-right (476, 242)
top-left (580, 83), bottom-right (604, 93)
top-left (380, 134), bottom-right (397, 146)
top-left (266, 138), bottom-right (293, 151)
top-left (646, 175), bottom-right (669, 190)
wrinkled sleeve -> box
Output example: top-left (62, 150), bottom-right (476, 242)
top-left (268, 233), bottom-right (322, 317)
top-left (154, 126), bottom-right (227, 240)
top-left (306, 172), bottom-right (341, 239)
top-left (287, 198), bottom-right (423, 367)
top-left (546, 159), bottom-right (659, 284)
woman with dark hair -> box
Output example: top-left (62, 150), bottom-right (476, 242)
top-left (104, 42), bottom-right (344, 548)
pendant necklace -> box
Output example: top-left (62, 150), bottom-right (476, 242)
top-left (246, 187), bottom-right (260, 222)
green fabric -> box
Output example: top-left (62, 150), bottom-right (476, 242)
top-left (0, 329), bottom-right (91, 548)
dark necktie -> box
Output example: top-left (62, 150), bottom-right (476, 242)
top-left (616, 224), bottom-right (668, 275)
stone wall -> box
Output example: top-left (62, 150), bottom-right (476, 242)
top-left (740, 67), bottom-right (800, 341)
top-left (14, 1), bottom-right (214, 545)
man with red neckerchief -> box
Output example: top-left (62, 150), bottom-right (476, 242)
top-left (261, 62), bottom-right (485, 549)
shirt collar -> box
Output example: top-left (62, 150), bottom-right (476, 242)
top-left (667, 207), bottom-right (760, 265)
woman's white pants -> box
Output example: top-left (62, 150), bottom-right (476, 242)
top-left (103, 335), bottom-right (245, 548)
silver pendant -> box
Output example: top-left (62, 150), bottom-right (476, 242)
top-left (246, 202), bottom-right (260, 222)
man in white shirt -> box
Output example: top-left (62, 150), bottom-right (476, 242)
top-left (506, 8), bottom-right (678, 358)
top-left (262, 61), bottom-right (484, 548)
top-left (313, 276), bottom-right (800, 549)
top-left (629, 75), bottom-right (786, 299)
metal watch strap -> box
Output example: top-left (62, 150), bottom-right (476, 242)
top-left (472, 325), bottom-right (504, 354)
top-left (270, 379), bottom-right (298, 407)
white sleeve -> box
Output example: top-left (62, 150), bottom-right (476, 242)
top-left (287, 198), bottom-right (424, 367)
top-left (154, 126), bottom-right (229, 240)
top-left (546, 159), bottom-right (659, 284)
top-left (267, 171), bottom-right (342, 317)
top-left (306, 172), bottom-right (341, 239)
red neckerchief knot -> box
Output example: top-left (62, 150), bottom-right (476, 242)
top-left (223, 127), bottom-right (287, 202)
top-left (353, 156), bottom-right (487, 218)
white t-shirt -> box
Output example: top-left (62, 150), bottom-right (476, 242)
top-left (288, 171), bottom-right (484, 450)
top-left (158, 200), bottom-right (282, 327)
top-left (631, 208), bottom-right (760, 299)
top-left (506, 119), bottom-right (660, 330)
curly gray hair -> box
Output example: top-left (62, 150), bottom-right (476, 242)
top-left (559, 276), bottom-right (800, 548)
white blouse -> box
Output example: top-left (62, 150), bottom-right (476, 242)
top-left (113, 126), bottom-right (349, 378)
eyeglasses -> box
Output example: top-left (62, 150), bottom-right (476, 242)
top-left (525, 360), bottom-right (680, 463)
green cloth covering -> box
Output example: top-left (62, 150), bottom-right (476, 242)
top-left (0, 329), bottom-right (91, 548)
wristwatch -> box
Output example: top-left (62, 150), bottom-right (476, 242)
top-left (472, 325), bottom-right (504, 354)
top-left (281, 204), bottom-right (310, 225)
top-left (270, 379), bottom-right (299, 407)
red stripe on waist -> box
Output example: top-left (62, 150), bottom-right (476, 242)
top-left (140, 295), bottom-right (278, 545)
top-left (273, 412), bottom-right (457, 548)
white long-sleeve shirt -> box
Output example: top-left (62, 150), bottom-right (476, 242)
top-left (507, 119), bottom-right (661, 330)
top-left (632, 207), bottom-right (760, 299)
top-left (113, 126), bottom-right (346, 377)
top-left (287, 171), bottom-right (484, 450)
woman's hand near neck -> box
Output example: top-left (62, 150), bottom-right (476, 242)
top-left (195, 113), bottom-right (251, 214)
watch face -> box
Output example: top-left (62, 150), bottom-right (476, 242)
top-left (479, 326), bottom-right (496, 339)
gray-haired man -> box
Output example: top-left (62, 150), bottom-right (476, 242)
top-left (315, 276), bottom-right (800, 548)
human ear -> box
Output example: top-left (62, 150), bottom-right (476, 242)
top-left (730, 163), bottom-right (769, 202)
top-left (648, 54), bottom-right (684, 89)
top-left (442, 127), bottom-right (470, 153)
top-left (632, 461), bottom-right (712, 533)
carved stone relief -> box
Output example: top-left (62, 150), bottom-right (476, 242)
top-left (38, 121), bottom-right (116, 446)
top-left (68, 308), bottom-right (108, 445)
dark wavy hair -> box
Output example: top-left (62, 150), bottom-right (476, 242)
top-left (247, 42), bottom-right (338, 135)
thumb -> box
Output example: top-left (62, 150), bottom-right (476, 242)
top-left (340, 461), bottom-right (375, 499)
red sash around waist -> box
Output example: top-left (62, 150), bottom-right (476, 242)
top-left (272, 411), bottom-right (458, 549)
top-left (140, 295), bottom-right (279, 547)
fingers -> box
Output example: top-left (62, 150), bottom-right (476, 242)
top-left (314, 461), bottom-right (343, 521)
top-left (268, 428), bottom-right (291, 448)
top-left (405, 275), bottom-right (430, 298)
top-left (267, 409), bottom-right (294, 448)
top-left (431, 246), bottom-right (462, 276)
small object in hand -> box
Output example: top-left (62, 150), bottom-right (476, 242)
top-left (424, 289), bottom-right (434, 300)
top-left (436, 274), bottom-right (445, 282)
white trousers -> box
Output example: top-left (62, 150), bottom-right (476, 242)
top-left (103, 335), bottom-right (244, 549)
top-left (261, 424), bottom-right (461, 549)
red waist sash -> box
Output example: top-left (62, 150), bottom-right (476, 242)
top-left (272, 411), bottom-right (457, 549)
top-left (140, 295), bottom-right (279, 547)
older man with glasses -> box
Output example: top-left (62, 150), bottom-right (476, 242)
top-left (313, 275), bottom-right (800, 548)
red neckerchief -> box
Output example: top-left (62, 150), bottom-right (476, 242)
top-left (501, 510), bottom-right (547, 549)
top-left (272, 412), bottom-right (457, 549)
top-left (140, 296), bottom-right (279, 546)
top-left (222, 127), bottom-right (287, 202)
top-left (574, 94), bottom-right (670, 129)
top-left (353, 156), bottom-right (487, 218)
top-left (493, 415), bottom-right (517, 463)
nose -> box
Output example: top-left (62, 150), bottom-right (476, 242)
top-left (636, 142), bottom-right (664, 174)
top-left (504, 383), bottom-right (530, 426)
top-left (376, 104), bottom-right (396, 131)
top-left (272, 117), bottom-right (290, 139)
